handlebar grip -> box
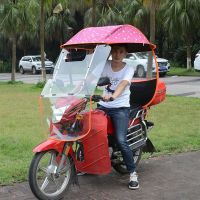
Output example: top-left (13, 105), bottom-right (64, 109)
top-left (109, 97), bottom-right (114, 101)
top-left (91, 95), bottom-right (103, 102)
top-left (91, 95), bottom-right (114, 102)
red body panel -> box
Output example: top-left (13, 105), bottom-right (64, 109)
top-left (33, 139), bottom-right (65, 153)
top-left (149, 80), bottom-right (166, 106)
top-left (74, 110), bottom-right (111, 174)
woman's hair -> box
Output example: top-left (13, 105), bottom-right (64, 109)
top-left (110, 44), bottom-right (128, 51)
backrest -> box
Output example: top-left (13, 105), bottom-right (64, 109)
top-left (130, 79), bottom-right (157, 106)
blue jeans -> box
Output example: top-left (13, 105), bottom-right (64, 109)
top-left (97, 105), bottom-right (135, 173)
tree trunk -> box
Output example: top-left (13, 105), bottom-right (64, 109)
top-left (186, 45), bottom-right (192, 70)
top-left (147, 3), bottom-right (155, 78)
top-left (11, 35), bottom-right (16, 82)
top-left (92, 0), bottom-right (96, 26)
top-left (40, 0), bottom-right (46, 82)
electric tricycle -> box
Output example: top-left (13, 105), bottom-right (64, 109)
top-left (28, 25), bottom-right (166, 200)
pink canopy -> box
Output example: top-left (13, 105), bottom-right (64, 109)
top-left (61, 25), bottom-right (155, 52)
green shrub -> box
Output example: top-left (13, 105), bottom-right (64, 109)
top-left (0, 61), bottom-right (12, 73)
top-left (7, 81), bottom-right (23, 84)
top-left (35, 81), bottom-right (46, 88)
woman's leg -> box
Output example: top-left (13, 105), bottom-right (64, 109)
top-left (110, 108), bottom-right (135, 173)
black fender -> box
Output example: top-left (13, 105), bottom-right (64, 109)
top-left (142, 138), bottom-right (156, 153)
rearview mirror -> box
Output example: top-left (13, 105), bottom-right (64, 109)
top-left (97, 77), bottom-right (111, 86)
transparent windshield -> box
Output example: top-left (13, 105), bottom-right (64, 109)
top-left (123, 51), bottom-right (157, 80)
top-left (135, 52), bottom-right (148, 59)
top-left (41, 45), bottom-right (111, 98)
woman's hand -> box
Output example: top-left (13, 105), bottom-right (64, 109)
top-left (103, 95), bottom-right (115, 102)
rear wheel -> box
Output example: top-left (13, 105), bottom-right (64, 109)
top-left (19, 66), bottom-right (24, 74)
top-left (32, 66), bottom-right (37, 75)
top-left (159, 72), bottom-right (167, 77)
top-left (29, 150), bottom-right (74, 200)
top-left (112, 148), bottom-right (142, 174)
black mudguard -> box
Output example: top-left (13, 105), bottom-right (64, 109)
top-left (142, 138), bottom-right (156, 153)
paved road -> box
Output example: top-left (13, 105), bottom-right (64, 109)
top-left (0, 73), bottom-right (200, 98)
top-left (0, 73), bottom-right (52, 84)
top-left (1, 151), bottom-right (200, 200)
top-left (162, 76), bottom-right (200, 98)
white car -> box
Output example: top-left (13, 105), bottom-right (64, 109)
top-left (123, 52), bottom-right (170, 77)
top-left (194, 50), bottom-right (200, 71)
top-left (19, 55), bottom-right (54, 74)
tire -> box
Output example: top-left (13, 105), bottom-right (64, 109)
top-left (112, 148), bottom-right (142, 174)
top-left (159, 72), bottom-right (167, 77)
top-left (32, 66), bottom-right (37, 75)
top-left (29, 150), bottom-right (74, 200)
top-left (136, 65), bottom-right (145, 78)
top-left (19, 66), bottom-right (24, 74)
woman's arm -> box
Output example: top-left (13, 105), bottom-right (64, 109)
top-left (103, 80), bottom-right (129, 101)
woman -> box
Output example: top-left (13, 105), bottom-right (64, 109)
top-left (98, 44), bottom-right (139, 190)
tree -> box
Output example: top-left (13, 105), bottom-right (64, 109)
top-left (161, 0), bottom-right (200, 69)
top-left (142, 0), bottom-right (162, 77)
top-left (40, 0), bottom-right (47, 82)
top-left (121, 0), bottom-right (161, 77)
top-left (84, 0), bottom-right (124, 26)
top-left (123, 0), bottom-right (148, 34)
top-left (45, 3), bottom-right (75, 45)
top-left (39, 0), bottom-right (71, 82)
top-left (0, 0), bottom-right (38, 81)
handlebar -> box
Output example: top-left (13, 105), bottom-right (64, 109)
top-left (91, 95), bottom-right (114, 102)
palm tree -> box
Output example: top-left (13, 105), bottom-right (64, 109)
top-left (142, 0), bottom-right (162, 78)
top-left (84, 0), bottom-right (123, 26)
top-left (65, 0), bottom-right (92, 29)
top-left (91, 0), bottom-right (96, 26)
top-left (142, 0), bottom-right (162, 43)
top-left (40, 0), bottom-right (47, 82)
top-left (123, 0), bottom-right (148, 34)
top-left (45, 3), bottom-right (75, 45)
top-left (39, 0), bottom-right (70, 82)
top-left (0, 0), bottom-right (38, 81)
top-left (121, 0), bottom-right (161, 77)
top-left (161, 0), bottom-right (200, 69)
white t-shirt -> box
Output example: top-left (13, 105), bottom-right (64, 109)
top-left (99, 61), bottom-right (134, 108)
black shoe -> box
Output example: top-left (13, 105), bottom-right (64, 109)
top-left (145, 120), bottom-right (154, 128)
top-left (129, 172), bottom-right (139, 189)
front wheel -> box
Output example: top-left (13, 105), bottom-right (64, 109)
top-left (112, 148), bottom-right (142, 174)
top-left (29, 150), bottom-right (74, 200)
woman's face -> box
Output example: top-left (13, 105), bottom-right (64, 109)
top-left (111, 46), bottom-right (127, 62)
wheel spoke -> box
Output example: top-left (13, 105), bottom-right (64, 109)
top-left (40, 177), bottom-right (50, 191)
top-left (51, 176), bottom-right (60, 190)
top-left (38, 166), bottom-right (48, 174)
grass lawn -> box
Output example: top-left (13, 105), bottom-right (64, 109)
top-left (0, 82), bottom-right (200, 185)
top-left (168, 67), bottom-right (200, 76)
